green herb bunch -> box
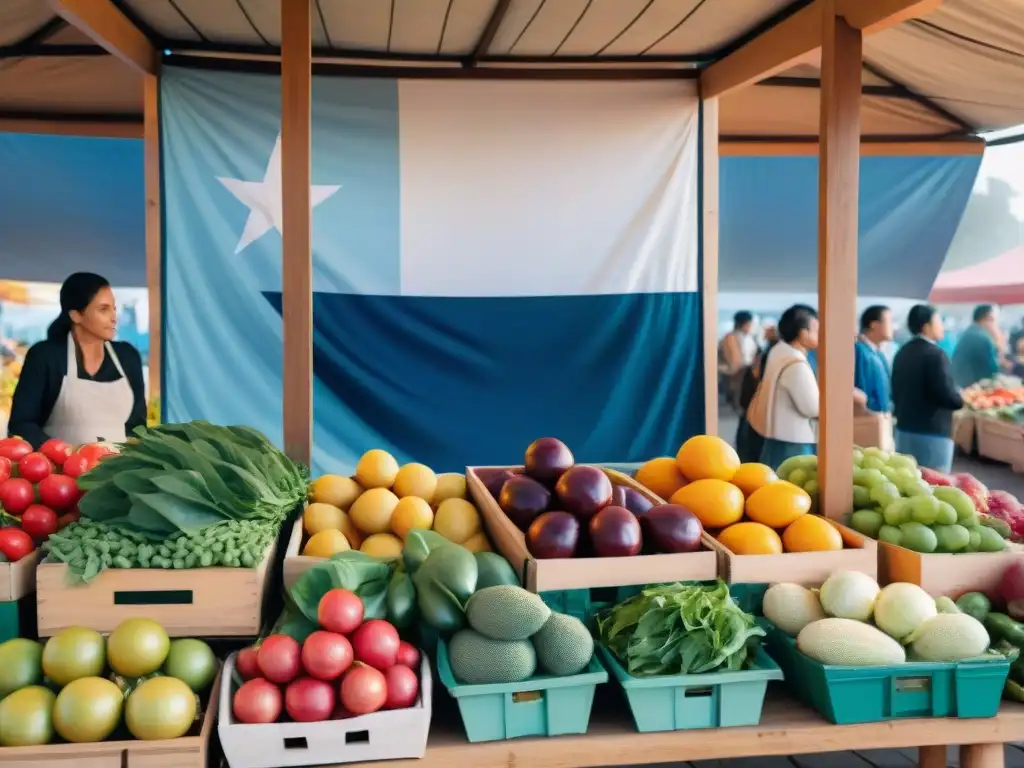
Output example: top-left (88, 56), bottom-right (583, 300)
top-left (596, 580), bottom-right (765, 677)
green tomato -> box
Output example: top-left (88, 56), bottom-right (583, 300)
top-left (933, 524), bottom-right (970, 553)
top-left (878, 524), bottom-right (903, 546)
top-left (850, 509), bottom-right (885, 538)
top-left (899, 521), bottom-right (938, 553)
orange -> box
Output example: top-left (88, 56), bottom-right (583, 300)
top-left (349, 488), bottom-right (400, 534)
top-left (308, 475), bottom-right (363, 510)
top-left (745, 481), bottom-right (812, 528)
top-left (392, 463), bottom-right (438, 502)
top-left (676, 435), bottom-right (740, 482)
top-left (634, 457), bottom-right (688, 500)
top-left (390, 496), bottom-right (434, 539)
top-left (355, 449), bottom-right (400, 489)
top-left (717, 522), bottom-right (783, 555)
top-left (669, 479), bottom-right (744, 529)
top-left (731, 463), bottom-right (778, 497)
top-left (782, 515), bottom-right (843, 552)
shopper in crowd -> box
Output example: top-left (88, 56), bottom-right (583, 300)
top-left (745, 304), bottom-right (820, 469)
top-left (1012, 336), bottom-right (1024, 380)
top-left (891, 304), bottom-right (963, 473)
top-left (8, 272), bottom-right (146, 448)
top-left (735, 332), bottom-right (779, 463)
top-left (855, 305), bottom-right (893, 413)
top-left (718, 311), bottom-right (758, 413)
top-left (951, 304), bottom-right (1002, 387)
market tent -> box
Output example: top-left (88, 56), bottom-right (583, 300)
top-left (929, 246), bottom-right (1024, 304)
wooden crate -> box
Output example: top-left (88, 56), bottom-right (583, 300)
top-left (466, 466), bottom-right (719, 593)
top-left (878, 541), bottom-right (1021, 597)
top-left (0, 670), bottom-right (219, 768)
top-left (282, 517), bottom-right (317, 590)
top-left (952, 409), bottom-right (976, 455)
top-left (36, 541), bottom-right (277, 637)
top-left (976, 415), bottom-right (1024, 466)
top-left (707, 519), bottom-right (878, 585)
top-left (853, 413), bottom-right (894, 451)
top-left (0, 549), bottom-right (40, 602)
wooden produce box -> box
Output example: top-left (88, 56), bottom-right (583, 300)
top-left (282, 517), bottom-right (317, 590)
top-left (707, 519), bottom-right (877, 585)
top-left (853, 413), bottom-right (894, 451)
top-left (466, 466), bottom-right (718, 593)
top-left (36, 541), bottom-right (278, 637)
top-left (953, 409), bottom-right (977, 455)
top-left (0, 549), bottom-right (40, 603)
top-left (976, 415), bottom-right (1024, 468)
top-left (0, 670), bottom-right (219, 768)
top-left (878, 541), bottom-right (1022, 597)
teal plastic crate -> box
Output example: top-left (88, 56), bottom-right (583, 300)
top-left (598, 644), bottom-right (783, 732)
top-left (765, 622), bottom-right (1010, 724)
top-left (436, 637), bottom-right (608, 743)
top-left (0, 597), bottom-right (35, 643)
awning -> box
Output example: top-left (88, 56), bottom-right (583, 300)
top-left (929, 246), bottom-right (1024, 304)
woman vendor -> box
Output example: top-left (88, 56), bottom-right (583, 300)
top-left (8, 273), bottom-right (147, 448)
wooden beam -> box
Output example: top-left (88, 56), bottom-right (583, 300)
top-left (0, 118), bottom-right (142, 138)
top-left (701, 0), bottom-right (939, 99)
top-left (281, 0), bottom-right (313, 465)
top-left (143, 74), bottom-right (162, 417)
top-left (467, 0), bottom-right (513, 66)
top-left (817, 3), bottom-right (862, 522)
top-left (720, 138), bottom-right (985, 156)
top-left (702, 98), bottom-right (720, 436)
top-left (48, 0), bottom-right (156, 74)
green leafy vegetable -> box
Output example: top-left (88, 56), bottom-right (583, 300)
top-left (595, 580), bottom-right (765, 677)
top-left (287, 550), bottom-right (393, 625)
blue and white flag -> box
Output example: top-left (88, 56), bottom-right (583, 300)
top-left (162, 67), bottom-right (703, 475)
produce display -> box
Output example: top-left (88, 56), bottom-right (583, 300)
top-left (762, 571), bottom-right (999, 665)
top-left (232, 587), bottom-right (423, 723)
top-left (922, 469), bottom-right (1024, 541)
top-left (476, 437), bottom-right (705, 558)
top-left (988, 561), bottom-right (1024, 701)
top-left (446, 584), bottom-right (594, 684)
top-left (0, 617), bottom-right (216, 746)
top-left (41, 422), bottom-right (306, 581)
top-left (962, 376), bottom-right (1024, 420)
top-left (303, 449), bottom-right (486, 560)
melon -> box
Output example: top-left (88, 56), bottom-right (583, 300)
top-left (909, 613), bottom-right (989, 661)
top-left (873, 582), bottom-right (937, 642)
top-left (818, 571), bottom-right (880, 621)
top-left (797, 618), bottom-right (906, 666)
top-left (762, 583), bottom-right (825, 636)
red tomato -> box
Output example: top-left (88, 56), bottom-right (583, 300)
top-left (396, 641), bottom-right (420, 669)
top-left (350, 619), bottom-right (400, 670)
top-left (317, 588), bottom-right (364, 635)
top-left (17, 453), bottom-right (52, 484)
top-left (236, 646), bottom-right (261, 680)
top-left (339, 663), bottom-right (387, 715)
top-left (0, 457), bottom-right (10, 485)
top-left (21, 505), bottom-right (58, 538)
top-left (0, 438), bottom-right (30, 463)
top-left (62, 453), bottom-right (92, 479)
top-left (383, 664), bottom-right (419, 710)
top-left (257, 635), bottom-right (302, 684)
top-left (0, 478), bottom-right (34, 516)
top-left (301, 631), bottom-right (353, 681)
top-left (0, 528), bottom-right (34, 562)
top-left (232, 678), bottom-right (282, 724)
top-left (40, 439), bottom-right (72, 467)
top-left (284, 677), bottom-right (335, 723)
top-left (78, 444), bottom-right (115, 464)
top-left (37, 475), bottom-right (79, 511)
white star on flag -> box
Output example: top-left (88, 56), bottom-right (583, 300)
top-left (217, 133), bottom-right (341, 254)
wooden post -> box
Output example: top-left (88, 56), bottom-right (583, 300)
top-left (280, 0), bottom-right (313, 465)
top-left (961, 743), bottom-right (1005, 768)
top-left (817, 2), bottom-right (861, 520)
top-left (143, 74), bottom-right (161, 418)
top-left (702, 98), bottom-right (721, 435)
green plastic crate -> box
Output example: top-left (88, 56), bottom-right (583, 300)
top-left (598, 644), bottom-right (783, 732)
top-left (0, 597), bottom-right (35, 643)
top-left (765, 623), bottom-right (1010, 724)
top-left (436, 637), bottom-right (608, 743)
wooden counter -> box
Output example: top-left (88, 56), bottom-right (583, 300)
top-left (334, 690), bottom-right (1024, 768)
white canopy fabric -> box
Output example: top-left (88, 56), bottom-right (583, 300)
top-left (1, 0), bottom-right (1023, 138)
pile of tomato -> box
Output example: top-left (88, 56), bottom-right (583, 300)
top-left (0, 436), bottom-right (114, 563)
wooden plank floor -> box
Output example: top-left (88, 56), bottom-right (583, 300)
top-left (688, 745), bottom-right (1024, 768)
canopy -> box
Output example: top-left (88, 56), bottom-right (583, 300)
top-left (929, 246), bottom-right (1024, 304)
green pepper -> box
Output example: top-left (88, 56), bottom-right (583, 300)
top-left (955, 592), bottom-right (991, 622)
top-left (985, 612), bottom-right (1024, 646)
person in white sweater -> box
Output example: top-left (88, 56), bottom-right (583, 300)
top-left (745, 304), bottom-right (820, 469)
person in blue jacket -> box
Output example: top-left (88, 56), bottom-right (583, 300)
top-left (855, 305), bottom-right (893, 413)
top-left (951, 304), bottom-right (1002, 387)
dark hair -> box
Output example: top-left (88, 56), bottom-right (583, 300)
top-left (47, 272), bottom-right (110, 342)
top-left (733, 311), bottom-right (753, 330)
top-left (973, 304), bottom-right (995, 323)
top-left (860, 305), bottom-right (890, 333)
top-left (778, 304), bottom-right (818, 344)
top-left (907, 304), bottom-right (937, 335)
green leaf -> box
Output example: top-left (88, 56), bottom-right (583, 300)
top-left (289, 551), bottom-right (394, 624)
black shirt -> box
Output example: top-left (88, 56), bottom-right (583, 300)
top-left (8, 337), bottom-right (147, 449)
top-left (891, 337), bottom-right (963, 438)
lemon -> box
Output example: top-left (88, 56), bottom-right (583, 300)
top-left (360, 533), bottom-right (404, 558)
top-left (433, 473), bottom-right (467, 505)
top-left (390, 496), bottom-right (434, 539)
top-left (392, 463), bottom-right (438, 502)
top-left (355, 449), bottom-right (400, 489)
top-left (303, 502), bottom-right (344, 536)
top-left (462, 531), bottom-right (492, 552)
top-left (349, 487), bottom-right (400, 534)
top-left (303, 529), bottom-right (351, 558)
top-left (309, 475), bottom-right (363, 510)
top-left (433, 498), bottom-right (482, 544)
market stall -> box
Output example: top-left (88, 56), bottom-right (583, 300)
top-left (4, 1), bottom-right (1024, 767)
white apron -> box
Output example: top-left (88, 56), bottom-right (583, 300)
top-left (43, 333), bottom-right (134, 445)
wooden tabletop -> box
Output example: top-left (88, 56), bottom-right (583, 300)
top-left (340, 690), bottom-right (1024, 768)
